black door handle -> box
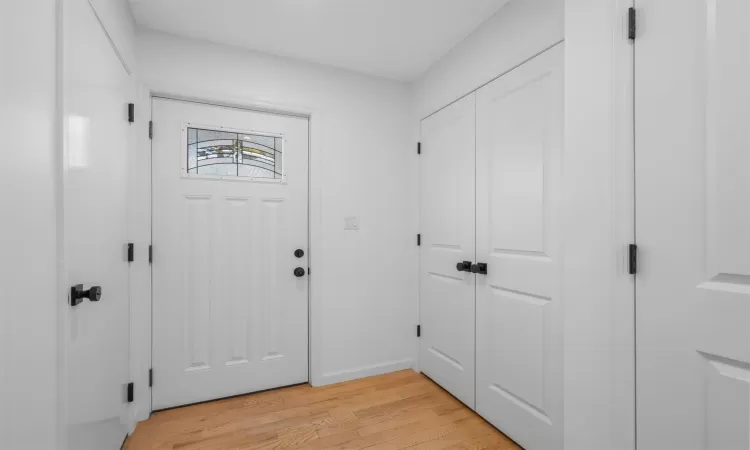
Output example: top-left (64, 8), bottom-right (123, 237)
top-left (456, 261), bottom-right (472, 272)
top-left (294, 267), bottom-right (306, 277)
top-left (471, 263), bottom-right (488, 275)
top-left (294, 249), bottom-right (305, 258)
top-left (70, 284), bottom-right (102, 307)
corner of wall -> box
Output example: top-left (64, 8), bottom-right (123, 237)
top-left (412, 0), bottom-right (564, 119)
top-left (314, 359), bottom-right (416, 387)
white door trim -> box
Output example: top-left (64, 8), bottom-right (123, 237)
top-left (129, 91), bottom-right (321, 421)
top-left (563, 1), bottom-right (635, 450)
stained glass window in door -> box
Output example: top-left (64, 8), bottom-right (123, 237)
top-left (187, 127), bottom-right (283, 179)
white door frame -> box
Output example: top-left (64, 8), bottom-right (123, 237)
top-left (563, 1), bottom-right (635, 449)
top-left (129, 90), bottom-right (321, 421)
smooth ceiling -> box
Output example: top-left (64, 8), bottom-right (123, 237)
top-left (128, 0), bottom-right (511, 81)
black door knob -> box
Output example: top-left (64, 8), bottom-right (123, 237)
top-left (294, 249), bottom-right (305, 258)
top-left (456, 261), bottom-right (472, 272)
top-left (294, 267), bottom-right (306, 277)
top-left (471, 263), bottom-right (488, 275)
top-left (87, 286), bottom-right (102, 301)
top-left (70, 284), bottom-right (103, 306)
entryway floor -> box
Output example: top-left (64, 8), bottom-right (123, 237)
top-left (124, 370), bottom-right (520, 449)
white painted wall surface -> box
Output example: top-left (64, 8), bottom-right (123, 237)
top-left (412, 0), bottom-right (564, 119)
top-left (0, 1), bottom-right (60, 449)
top-left (89, 0), bottom-right (137, 73)
top-left (135, 30), bottom-right (418, 390)
top-left (563, 1), bottom-right (634, 449)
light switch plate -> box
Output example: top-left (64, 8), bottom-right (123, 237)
top-left (344, 216), bottom-right (360, 230)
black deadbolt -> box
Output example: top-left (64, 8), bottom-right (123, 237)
top-left (294, 249), bottom-right (305, 258)
top-left (294, 267), bottom-right (306, 277)
top-left (456, 261), bottom-right (472, 272)
top-left (471, 263), bottom-right (488, 275)
top-left (70, 284), bottom-right (103, 306)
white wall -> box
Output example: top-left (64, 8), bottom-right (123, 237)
top-left (134, 30), bottom-right (418, 395)
top-left (0, 1), bottom-right (61, 449)
top-left (412, 0), bottom-right (564, 119)
top-left (89, 0), bottom-right (137, 73)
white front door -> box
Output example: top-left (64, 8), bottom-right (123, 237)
top-left (635, 1), bottom-right (750, 449)
top-left (419, 94), bottom-right (476, 408)
top-left (64, 0), bottom-right (131, 447)
top-left (475, 44), bottom-right (564, 450)
top-left (152, 98), bottom-right (309, 410)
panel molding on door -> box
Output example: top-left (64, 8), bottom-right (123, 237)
top-left (152, 98), bottom-right (309, 410)
top-left (636, 0), bottom-right (750, 448)
top-left (475, 44), bottom-right (564, 450)
top-left (419, 94), bottom-right (476, 408)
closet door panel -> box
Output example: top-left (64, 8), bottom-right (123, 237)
top-left (475, 44), bottom-right (564, 450)
top-left (419, 94), bottom-right (476, 408)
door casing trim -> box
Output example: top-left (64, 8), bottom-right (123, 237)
top-left (130, 91), bottom-right (320, 421)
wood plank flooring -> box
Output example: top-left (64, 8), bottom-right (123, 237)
top-left (124, 370), bottom-right (521, 450)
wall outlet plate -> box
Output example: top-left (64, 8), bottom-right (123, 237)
top-left (344, 216), bottom-right (360, 230)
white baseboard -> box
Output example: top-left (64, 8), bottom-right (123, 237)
top-left (133, 403), bottom-right (150, 424)
top-left (314, 358), bottom-right (415, 387)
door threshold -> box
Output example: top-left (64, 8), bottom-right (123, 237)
top-left (152, 381), bottom-right (310, 414)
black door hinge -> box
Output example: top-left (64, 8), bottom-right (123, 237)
top-left (417, 142), bottom-right (421, 155)
top-left (149, 121), bottom-right (153, 139)
top-left (629, 244), bottom-right (638, 275)
top-left (417, 234), bottom-right (421, 246)
top-left (148, 245), bottom-right (153, 264)
top-left (127, 243), bottom-right (134, 262)
top-left (628, 7), bottom-right (636, 40)
top-left (417, 325), bottom-right (421, 337)
top-left (149, 369), bottom-right (153, 388)
top-left (127, 382), bottom-right (134, 403)
top-left (128, 103), bottom-right (135, 123)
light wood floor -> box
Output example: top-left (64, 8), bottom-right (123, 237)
top-left (124, 370), bottom-right (520, 449)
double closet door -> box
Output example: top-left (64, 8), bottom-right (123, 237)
top-left (419, 44), bottom-right (563, 450)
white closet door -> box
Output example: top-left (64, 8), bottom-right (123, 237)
top-left (419, 94), bottom-right (476, 408)
top-left (636, 0), bottom-right (750, 448)
top-left (475, 44), bottom-right (564, 450)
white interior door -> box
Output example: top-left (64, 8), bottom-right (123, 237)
top-left (636, 1), bottom-right (750, 449)
top-left (64, 0), bottom-right (131, 448)
top-left (475, 44), bottom-right (564, 450)
top-left (152, 98), bottom-right (309, 410)
top-left (419, 94), bottom-right (476, 408)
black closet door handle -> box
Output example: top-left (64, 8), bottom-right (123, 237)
top-left (456, 261), bottom-right (472, 272)
top-left (471, 263), bottom-right (488, 275)
top-left (70, 284), bottom-right (102, 306)
top-left (294, 267), bottom-right (306, 277)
